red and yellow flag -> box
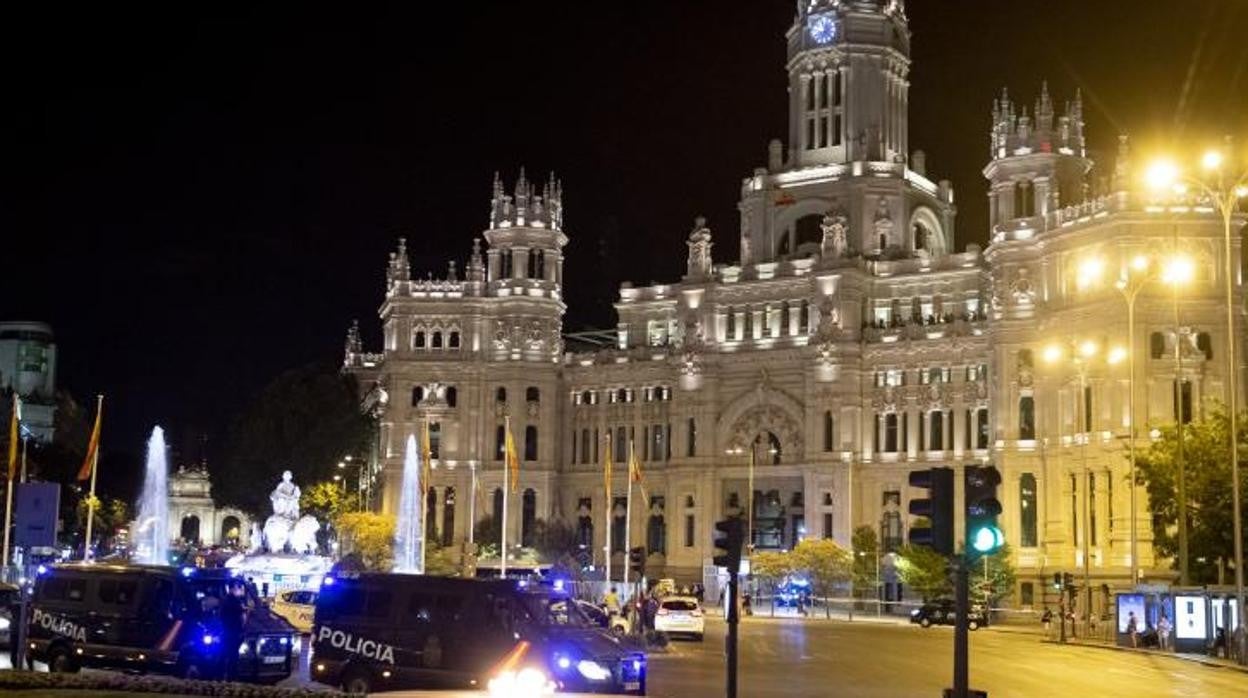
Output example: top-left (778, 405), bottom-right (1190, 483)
top-left (420, 418), bottom-right (433, 496)
top-left (77, 397), bottom-right (103, 482)
top-left (628, 441), bottom-right (649, 508)
top-left (503, 419), bottom-right (521, 492)
top-left (6, 394), bottom-right (18, 481)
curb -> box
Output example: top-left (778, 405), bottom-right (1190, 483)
top-left (1041, 639), bottom-right (1248, 674)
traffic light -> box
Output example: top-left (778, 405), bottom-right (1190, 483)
top-left (907, 467), bottom-right (954, 555)
top-left (629, 546), bottom-right (646, 575)
top-left (713, 516), bottom-right (745, 571)
top-left (965, 464), bottom-right (1003, 555)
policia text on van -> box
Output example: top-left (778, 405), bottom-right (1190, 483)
top-left (312, 573), bottom-right (646, 695)
top-left (26, 564), bottom-right (298, 683)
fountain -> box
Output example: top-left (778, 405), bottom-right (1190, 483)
top-left (394, 433), bottom-right (423, 573)
top-left (134, 426), bottom-right (170, 565)
top-left (224, 469), bottom-right (330, 595)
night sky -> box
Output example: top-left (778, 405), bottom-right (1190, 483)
top-left (5, 1), bottom-right (1246, 474)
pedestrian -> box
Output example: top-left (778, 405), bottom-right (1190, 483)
top-left (603, 587), bottom-right (620, 616)
top-left (742, 592), bottom-right (753, 617)
top-left (644, 595), bottom-right (658, 631)
top-left (692, 582), bottom-right (705, 603)
top-left (1041, 606), bottom-right (1053, 634)
top-left (1157, 614), bottom-right (1172, 651)
top-left (1126, 610), bottom-right (1139, 649)
top-left (221, 580), bottom-right (249, 680)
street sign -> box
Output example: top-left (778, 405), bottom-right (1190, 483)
top-left (14, 482), bottom-right (60, 548)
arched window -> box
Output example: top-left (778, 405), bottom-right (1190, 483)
top-left (220, 516), bottom-right (241, 544)
top-left (448, 331), bottom-right (461, 348)
top-left (495, 425), bottom-right (505, 461)
top-left (414, 330), bottom-right (426, 348)
top-left (411, 385), bottom-right (425, 406)
top-left (686, 417), bottom-right (697, 457)
top-left (794, 214), bottom-right (823, 250)
top-left (581, 429), bottom-right (590, 464)
top-left (431, 331), bottom-right (443, 348)
top-left (615, 427), bottom-right (627, 462)
top-left (577, 513), bottom-right (594, 548)
top-left (1150, 332), bottom-right (1166, 359)
top-left (496, 387), bottom-right (507, 403)
top-left (617, 388), bottom-right (628, 403)
top-left (612, 498), bottom-right (626, 553)
top-left (581, 390), bottom-right (592, 404)
top-left (493, 488), bottom-right (504, 527)
top-left (521, 489), bottom-right (537, 547)
top-left (180, 515), bottom-right (200, 543)
top-left (647, 507), bottom-right (666, 555)
top-left (823, 411), bottom-right (835, 452)
top-left (1020, 473), bottom-right (1038, 547)
top-left (429, 422), bottom-right (441, 459)
top-left (524, 426), bottom-right (538, 461)
top-left (1197, 332), bottom-right (1213, 360)
top-left (526, 387), bottom-right (540, 403)
top-left (1019, 396), bottom-right (1035, 440)
top-left (929, 411), bottom-right (944, 450)
top-left (726, 308), bottom-right (736, 339)
top-left (442, 487), bottom-right (455, 547)
top-left (884, 413), bottom-right (899, 452)
top-left (445, 386), bottom-right (457, 408)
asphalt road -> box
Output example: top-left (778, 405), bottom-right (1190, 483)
top-left (7, 618), bottom-right (1248, 697)
top-left (646, 617), bottom-right (1248, 698)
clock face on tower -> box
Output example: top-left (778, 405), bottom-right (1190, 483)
top-left (808, 14), bottom-right (838, 45)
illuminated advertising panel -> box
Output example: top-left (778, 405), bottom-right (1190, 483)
top-left (1174, 595), bottom-right (1207, 640)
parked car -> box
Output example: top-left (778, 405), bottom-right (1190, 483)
top-left (909, 600), bottom-right (988, 630)
top-left (653, 597), bottom-right (704, 640)
top-left (574, 599), bottom-right (630, 636)
top-left (27, 563), bottom-right (297, 682)
top-left (0, 582), bottom-right (19, 648)
top-left (311, 572), bottom-right (646, 695)
top-left (271, 589), bottom-right (317, 634)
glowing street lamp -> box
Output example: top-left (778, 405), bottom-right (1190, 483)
top-left (1145, 151), bottom-right (1248, 648)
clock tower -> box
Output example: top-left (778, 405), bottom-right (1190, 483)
top-left (786, 0), bottom-right (910, 167)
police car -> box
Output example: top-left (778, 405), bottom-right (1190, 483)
top-left (26, 564), bottom-right (297, 682)
top-left (270, 589), bottom-right (317, 634)
top-left (311, 572), bottom-right (646, 694)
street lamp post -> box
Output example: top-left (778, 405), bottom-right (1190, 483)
top-left (1147, 153), bottom-right (1248, 645)
top-left (1045, 338), bottom-right (1126, 625)
top-left (1115, 253), bottom-right (1195, 586)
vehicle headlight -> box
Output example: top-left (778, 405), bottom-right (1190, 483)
top-left (910, 609), bottom-right (920, 617)
top-left (238, 641), bottom-right (250, 655)
top-left (489, 666), bottom-right (556, 697)
top-left (576, 659), bottom-right (612, 681)
top-left (0, 617), bottom-right (10, 631)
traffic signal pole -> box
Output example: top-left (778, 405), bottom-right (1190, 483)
top-left (725, 569), bottom-right (739, 698)
top-left (952, 555), bottom-right (969, 698)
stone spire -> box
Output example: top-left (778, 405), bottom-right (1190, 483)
top-left (488, 169), bottom-right (564, 231)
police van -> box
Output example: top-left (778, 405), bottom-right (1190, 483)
top-left (27, 563), bottom-right (297, 683)
top-left (311, 573), bottom-right (646, 695)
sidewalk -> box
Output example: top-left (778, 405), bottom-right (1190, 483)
top-left (1042, 637), bottom-right (1248, 674)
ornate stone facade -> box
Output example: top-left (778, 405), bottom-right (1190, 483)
top-left (345, 0), bottom-right (1245, 612)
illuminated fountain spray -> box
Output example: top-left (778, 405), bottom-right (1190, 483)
top-left (393, 433), bottom-right (423, 573)
top-left (134, 426), bottom-right (170, 565)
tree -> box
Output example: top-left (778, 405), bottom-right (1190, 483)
top-left (1136, 407), bottom-right (1248, 584)
top-left (473, 515), bottom-right (501, 561)
top-left (423, 539), bottom-right (461, 577)
top-left (966, 544), bottom-right (1017, 609)
top-left (851, 525), bottom-right (880, 598)
top-left (750, 550), bottom-right (795, 617)
top-left (791, 538), bottom-right (852, 618)
top-left (336, 511), bottom-right (395, 571)
top-left (76, 495), bottom-right (129, 553)
top-left (530, 518), bottom-right (585, 580)
top-left (302, 480), bottom-right (358, 522)
top-left (895, 544), bottom-right (952, 601)
top-left (213, 362), bottom-right (373, 518)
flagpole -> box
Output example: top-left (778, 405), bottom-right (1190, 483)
top-left (2, 395), bottom-right (16, 570)
top-left (468, 463), bottom-right (476, 546)
top-left (624, 440), bottom-right (633, 590)
top-left (604, 432), bottom-right (612, 591)
top-left (420, 417), bottom-right (428, 575)
top-left (501, 417), bottom-right (510, 579)
top-left (84, 395), bottom-right (103, 562)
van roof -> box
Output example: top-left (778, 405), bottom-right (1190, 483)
top-left (46, 563), bottom-right (240, 580)
top-left (327, 572), bottom-right (530, 593)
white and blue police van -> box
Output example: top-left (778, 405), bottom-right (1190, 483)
top-left (311, 572), bottom-right (646, 694)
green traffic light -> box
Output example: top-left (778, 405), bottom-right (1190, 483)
top-left (971, 525), bottom-right (1004, 553)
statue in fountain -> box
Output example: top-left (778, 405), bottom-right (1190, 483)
top-left (261, 470), bottom-right (320, 554)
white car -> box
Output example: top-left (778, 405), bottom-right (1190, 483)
top-left (654, 596), bottom-right (704, 640)
top-left (270, 589), bottom-right (317, 633)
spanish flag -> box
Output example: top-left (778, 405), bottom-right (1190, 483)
top-left (77, 397), bottom-right (103, 482)
top-left (628, 441), bottom-right (649, 508)
top-left (420, 418), bottom-right (433, 496)
top-left (6, 394), bottom-right (18, 481)
top-left (503, 418), bottom-right (521, 492)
